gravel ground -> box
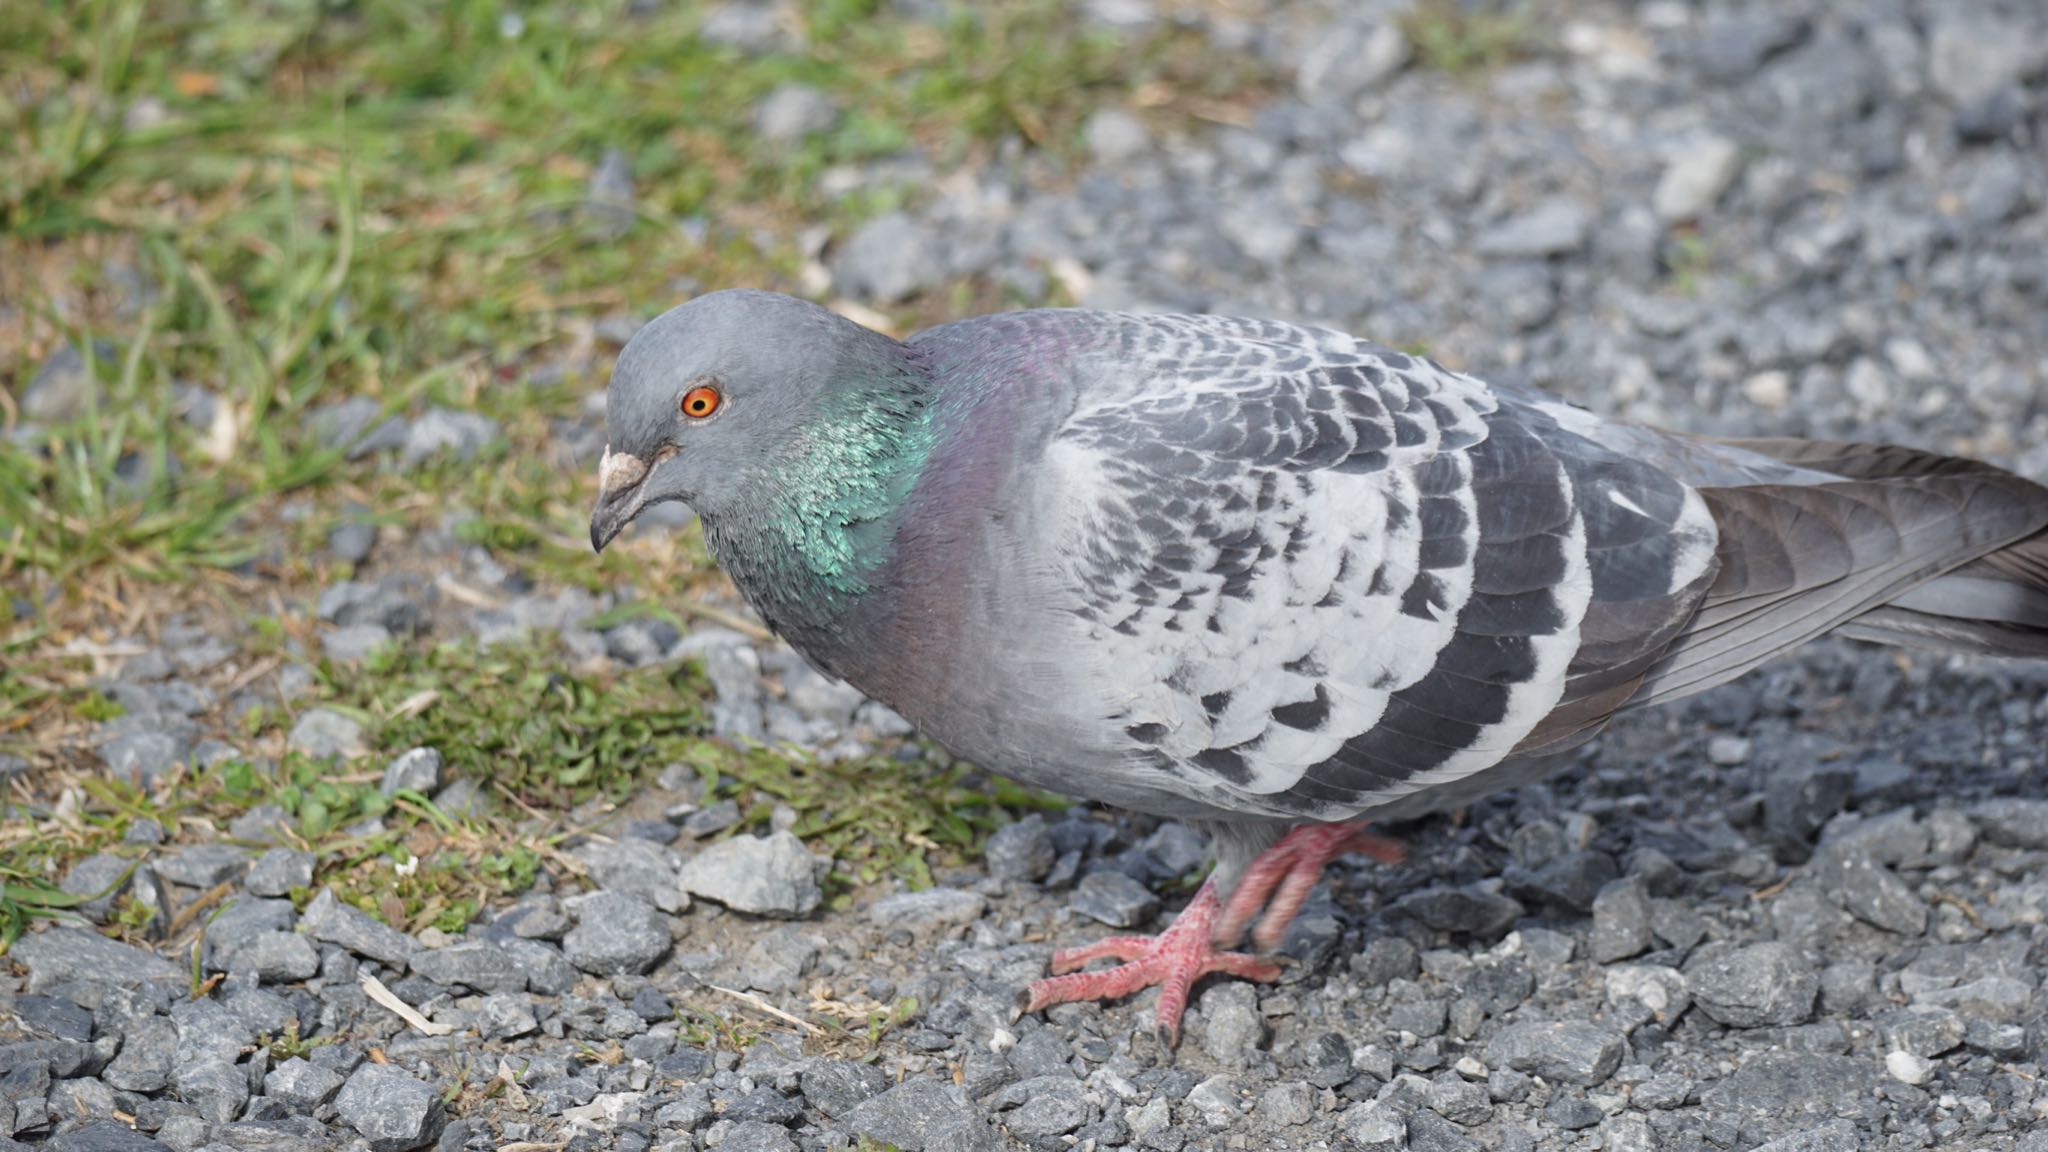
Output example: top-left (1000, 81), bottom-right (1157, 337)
top-left (11, 0), bottom-right (2048, 1150)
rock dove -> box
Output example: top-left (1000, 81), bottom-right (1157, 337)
top-left (591, 289), bottom-right (2048, 1041)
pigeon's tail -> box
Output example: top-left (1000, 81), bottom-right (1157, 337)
top-left (1837, 530), bottom-right (2048, 657)
top-left (1626, 437), bottom-right (2048, 707)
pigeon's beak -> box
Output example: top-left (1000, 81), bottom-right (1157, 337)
top-left (589, 446), bottom-right (651, 553)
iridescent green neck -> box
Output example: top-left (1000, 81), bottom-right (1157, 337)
top-left (764, 389), bottom-right (936, 599)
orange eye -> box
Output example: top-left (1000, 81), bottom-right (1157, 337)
top-left (680, 385), bottom-right (722, 419)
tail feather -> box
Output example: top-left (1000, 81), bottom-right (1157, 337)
top-left (1836, 529), bottom-right (2048, 657)
top-left (1703, 438), bottom-right (2048, 662)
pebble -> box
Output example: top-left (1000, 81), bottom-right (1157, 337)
top-left (1685, 942), bottom-right (1818, 1028)
top-left (1196, 983), bottom-right (1266, 1067)
top-left (245, 848), bottom-right (316, 898)
top-left (1654, 136), bottom-right (1743, 222)
top-left (754, 83), bottom-right (839, 144)
top-left (843, 1079), bottom-right (998, 1151)
top-left (1474, 198), bottom-right (1592, 258)
top-left (399, 407), bottom-right (501, 469)
top-left (154, 843), bottom-right (248, 888)
top-left (1258, 1081), bottom-right (1315, 1126)
top-left (577, 837), bottom-right (689, 913)
top-left (1069, 870), bottom-right (1159, 927)
top-left (1816, 848), bottom-right (1926, 935)
top-left (409, 938), bottom-right (528, 993)
top-left (1884, 1049), bottom-right (1934, 1087)
top-left (265, 1058), bottom-right (346, 1110)
top-left (867, 888), bottom-right (987, 940)
top-left (286, 709), bottom-right (366, 761)
top-left (1485, 1021), bottom-right (1625, 1087)
top-left (334, 1063), bottom-right (447, 1152)
top-left (12, 927), bottom-right (180, 990)
top-left (561, 891), bottom-right (673, 975)
top-left (300, 887), bottom-right (420, 966)
top-left (1589, 876), bottom-right (1654, 963)
top-left (1396, 885), bottom-right (1524, 936)
top-left (327, 519), bottom-right (377, 564)
top-left (676, 830), bottom-right (821, 917)
top-left (833, 212), bottom-right (947, 304)
top-left (380, 747), bottom-right (443, 796)
top-left (1605, 965), bottom-right (1691, 1024)
top-left (984, 814), bottom-right (1056, 882)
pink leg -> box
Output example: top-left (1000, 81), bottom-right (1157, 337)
top-left (1022, 821), bottom-right (1404, 1045)
top-left (1022, 881), bottom-right (1281, 1046)
top-left (1214, 821), bottom-right (1406, 952)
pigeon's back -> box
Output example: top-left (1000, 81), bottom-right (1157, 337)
top-left (898, 309), bottom-right (2048, 827)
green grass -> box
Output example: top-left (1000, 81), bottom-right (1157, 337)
top-left (1, 0), bottom-right (1234, 946)
top-left (1401, 0), bottom-right (1532, 76)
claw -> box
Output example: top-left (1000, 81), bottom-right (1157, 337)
top-left (1021, 821), bottom-right (1404, 1046)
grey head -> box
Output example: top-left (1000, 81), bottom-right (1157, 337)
top-left (589, 289), bottom-right (915, 551)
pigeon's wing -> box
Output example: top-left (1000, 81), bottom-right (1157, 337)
top-left (1039, 316), bottom-right (2048, 822)
top-left (1038, 314), bottom-right (1718, 821)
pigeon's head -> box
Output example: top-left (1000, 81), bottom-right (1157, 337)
top-left (590, 289), bottom-right (910, 550)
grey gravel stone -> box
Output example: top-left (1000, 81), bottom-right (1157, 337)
top-left (218, 930), bottom-right (320, 983)
top-left (101, 1017), bottom-right (176, 1093)
top-left (20, 340), bottom-right (115, 423)
top-left (1589, 876), bottom-right (1653, 963)
top-left (12, 927), bottom-right (179, 990)
top-left (380, 747), bottom-right (443, 797)
top-left (718, 1122), bottom-right (799, 1152)
top-left (59, 854), bottom-right (133, 922)
top-left (676, 831), bottom-right (820, 917)
top-left (1083, 107), bottom-right (1151, 164)
top-left (1485, 1021), bottom-right (1625, 1087)
top-left (1396, 885), bottom-right (1523, 936)
top-left (576, 837), bottom-right (688, 913)
top-left (833, 212), bottom-right (946, 304)
top-left (1816, 848), bottom-right (1925, 935)
top-left (561, 891), bottom-right (671, 975)
top-left (409, 939), bottom-right (527, 993)
top-left (984, 815), bottom-right (1056, 882)
top-left (754, 83), bottom-right (839, 144)
top-left (1969, 798), bottom-right (2048, 848)
top-left (1654, 137), bottom-right (1742, 222)
top-left (264, 1058), bottom-right (346, 1111)
top-left (1474, 198), bottom-right (1591, 258)
top-left (1258, 1080), bottom-right (1315, 1126)
top-left (300, 887), bottom-right (419, 966)
top-left (154, 843), bottom-right (248, 888)
top-left (46, 1120), bottom-right (169, 1151)
top-left (1701, 1051), bottom-right (1874, 1115)
top-left (1341, 1101), bottom-right (1406, 1150)
top-left (400, 407), bottom-right (500, 470)
top-left (868, 888), bottom-right (986, 939)
top-left (1069, 870), bottom-right (1158, 927)
top-left (1196, 983), bottom-right (1265, 1067)
top-left (1685, 942), bottom-right (1818, 1028)
top-left (245, 848), bottom-right (315, 898)
top-left (327, 519), bottom-right (376, 564)
top-left (843, 1079), bottom-right (998, 1151)
top-left (286, 709), bottom-right (365, 761)
top-left (334, 1064), bottom-right (446, 1152)
top-left (800, 1060), bottom-right (889, 1118)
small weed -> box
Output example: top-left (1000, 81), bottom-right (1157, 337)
top-left (1667, 230), bottom-right (1715, 295)
top-left (263, 1018), bottom-right (334, 1061)
top-left (1402, 0), bottom-right (1531, 75)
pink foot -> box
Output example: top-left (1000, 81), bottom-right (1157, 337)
top-left (1022, 821), bottom-right (1405, 1046)
top-left (1022, 881), bottom-right (1280, 1046)
top-left (1213, 821), bottom-right (1406, 952)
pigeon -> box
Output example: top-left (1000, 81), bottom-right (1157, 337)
top-left (591, 289), bottom-right (2048, 1042)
